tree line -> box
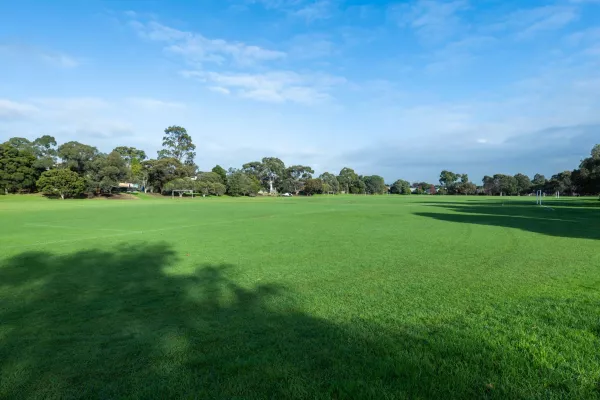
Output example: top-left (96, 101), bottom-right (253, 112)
top-left (1, 126), bottom-right (599, 198)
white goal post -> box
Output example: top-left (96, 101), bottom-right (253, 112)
top-left (172, 189), bottom-right (194, 199)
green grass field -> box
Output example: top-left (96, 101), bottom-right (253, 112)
top-left (1, 194), bottom-right (599, 399)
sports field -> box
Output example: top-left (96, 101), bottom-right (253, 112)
top-left (1, 194), bottom-right (599, 399)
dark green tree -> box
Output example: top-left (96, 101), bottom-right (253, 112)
top-left (158, 126), bottom-right (196, 165)
top-left (58, 141), bottom-right (100, 176)
top-left (532, 174), bottom-right (546, 192)
top-left (547, 171), bottom-right (573, 195)
top-left (439, 170), bottom-right (460, 194)
top-left (31, 135), bottom-right (58, 171)
top-left (37, 168), bottom-right (85, 199)
top-left (319, 172), bottom-right (340, 194)
top-left (514, 173), bottom-right (532, 195)
top-left (211, 165), bottom-right (227, 185)
top-left (362, 175), bottom-right (386, 194)
top-left (0, 143), bottom-right (38, 194)
top-left (227, 169), bottom-right (261, 197)
top-left (572, 145), bottom-right (600, 195)
top-left (283, 165), bottom-right (314, 195)
top-left (337, 167), bottom-right (359, 194)
top-left (93, 151), bottom-right (129, 194)
top-left (390, 179), bottom-right (411, 195)
top-left (303, 178), bottom-right (323, 195)
top-left (113, 146), bottom-right (147, 165)
top-left (142, 158), bottom-right (187, 193)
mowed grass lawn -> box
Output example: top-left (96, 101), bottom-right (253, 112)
top-left (1, 194), bottom-right (599, 399)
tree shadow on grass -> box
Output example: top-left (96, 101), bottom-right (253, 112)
top-left (1, 244), bottom-right (598, 399)
top-left (415, 201), bottom-right (600, 240)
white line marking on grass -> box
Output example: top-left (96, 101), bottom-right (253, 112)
top-left (5, 209), bottom-right (338, 250)
top-left (24, 223), bottom-right (131, 233)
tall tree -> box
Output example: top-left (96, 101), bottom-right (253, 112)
top-left (337, 167), bottom-right (358, 194)
top-left (352, 178), bottom-right (367, 194)
top-left (303, 178), bottom-right (323, 195)
top-left (242, 161), bottom-right (263, 182)
top-left (548, 171), bottom-right (573, 195)
top-left (0, 143), bottom-right (38, 194)
top-left (455, 181), bottom-right (477, 195)
top-left (482, 175), bottom-right (495, 195)
top-left (31, 135), bottom-right (58, 170)
top-left (592, 144), bottom-right (600, 160)
top-left (113, 146), bottom-right (147, 165)
top-left (211, 165), bottom-right (227, 185)
top-left (495, 174), bottom-right (518, 196)
top-left (572, 144), bottom-right (600, 195)
top-left (197, 172), bottom-right (223, 184)
top-left (283, 165), bottom-right (314, 195)
top-left (514, 173), bottom-right (532, 195)
top-left (439, 170), bottom-right (459, 193)
top-left (3, 137), bottom-right (32, 151)
top-left (58, 141), bottom-right (100, 176)
top-left (157, 126), bottom-right (196, 165)
top-left (319, 172), bottom-right (340, 194)
top-left (131, 158), bottom-right (146, 190)
top-left (362, 175), bottom-right (386, 194)
top-left (532, 174), bottom-right (546, 192)
top-left (226, 169), bottom-right (260, 197)
top-left (142, 158), bottom-right (187, 193)
top-left (390, 179), bottom-right (411, 195)
top-left (261, 157), bottom-right (285, 194)
top-left (95, 151), bottom-right (128, 194)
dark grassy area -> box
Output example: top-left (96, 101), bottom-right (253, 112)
top-left (1, 195), bottom-right (599, 399)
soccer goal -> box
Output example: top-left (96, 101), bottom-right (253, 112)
top-left (172, 189), bottom-right (194, 199)
top-left (535, 190), bottom-right (543, 206)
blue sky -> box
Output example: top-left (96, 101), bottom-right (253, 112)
top-left (1, 0), bottom-right (599, 183)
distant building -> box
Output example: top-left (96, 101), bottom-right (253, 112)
top-left (118, 183), bottom-right (139, 192)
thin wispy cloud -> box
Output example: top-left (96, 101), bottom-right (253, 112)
top-left (425, 35), bottom-right (497, 73)
top-left (0, 43), bottom-right (80, 68)
top-left (131, 20), bottom-right (286, 66)
top-left (492, 5), bottom-right (579, 38)
top-left (389, 0), bottom-right (468, 42)
top-left (130, 15), bottom-right (345, 105)
top-left (182, 70), bottom-right (345, 105)
top-left (293, 0), bottom-right (335, 21)
top-left (242, 0), bottom-right (337, 21)
top-left (126, 97), bottom-right (186, 110)
top-left (0, 99), bottom-right (38, 120)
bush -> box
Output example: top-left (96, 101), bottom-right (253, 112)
top-left (37, 169), bottom-right (86, 200)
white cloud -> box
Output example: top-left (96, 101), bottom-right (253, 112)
top-left (245, 0), bottom-right (335, 20)
top-left (185, 70), bottom-right (345, 104)
top-left (493, 6), bottom-right (579, 38)
top-left (293, 0), bottom-right (335, 21)
top-left (126, 97), bottom-right (186, 109)
top-left (389, 0), bottom-right (468, 42)
top-left (209, 86), bottom-right (231, 95)
top-left (0, 43), bottom-right (80, 68)
top-left (0, 96), bottom-right (186, 152)
top-left (0, 99), bottom-right (38, 120)
top-left (130, 17), bottom-right (345, 105)
top-left (288, 33), bottom-right (336, 59)
top-left (132, 20), bottom-right (285, 66)
top-left (426, 35), bottom-right (497, 72)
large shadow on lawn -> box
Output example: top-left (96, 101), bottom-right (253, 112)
top-left (1, 244), bottom-right (597, 399)
top-left (415, 200), bottom-right (600, 240)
